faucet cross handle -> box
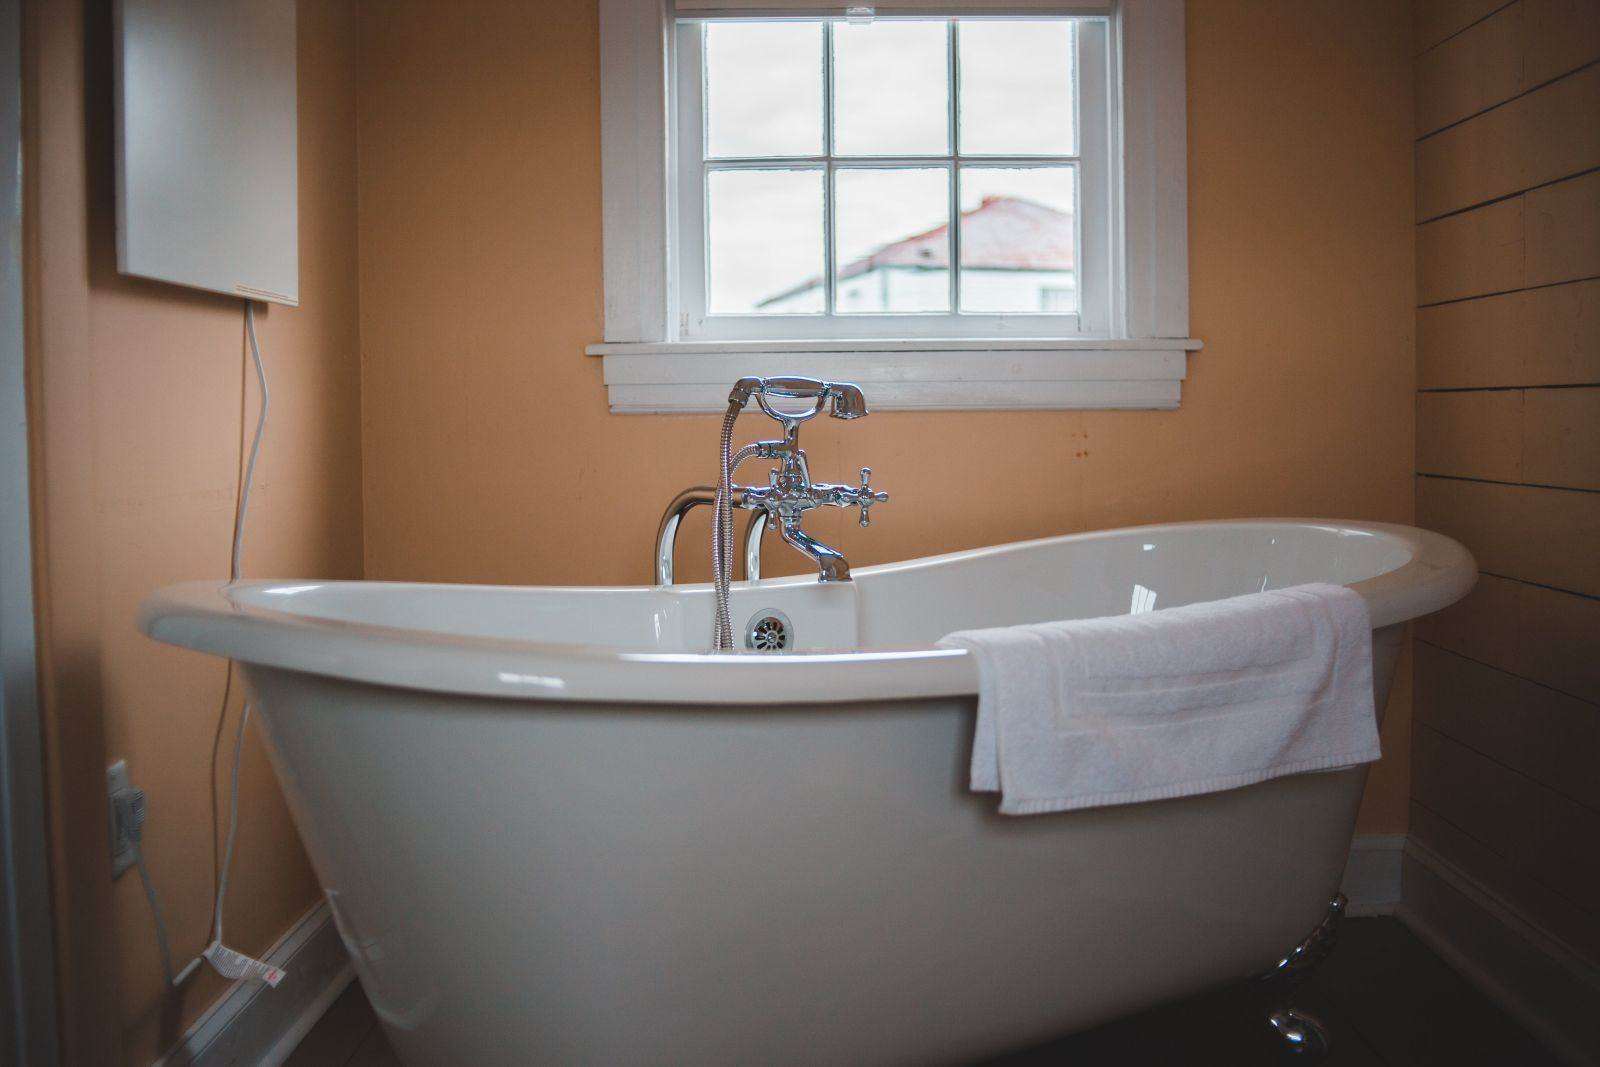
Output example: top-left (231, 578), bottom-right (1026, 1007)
top-left (855, 467), bottom-right (889, 527)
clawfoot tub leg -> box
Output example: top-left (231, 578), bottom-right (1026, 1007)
top-left (1253, 893), bottom-right (1346, 1059)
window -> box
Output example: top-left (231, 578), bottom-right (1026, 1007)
top-left (680, 16), bottom-right (1104, 337)
top-left (593, 0), bottom-right (1197, 413)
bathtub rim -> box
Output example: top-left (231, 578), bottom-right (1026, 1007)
top-left (139, 518), bottom-right (1476, 706)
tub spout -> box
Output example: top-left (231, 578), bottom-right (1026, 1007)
top-left (776, 520), bottom-right (850, 583)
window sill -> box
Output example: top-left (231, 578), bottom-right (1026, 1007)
top-left (585, 337), bottom-right (1203, 413)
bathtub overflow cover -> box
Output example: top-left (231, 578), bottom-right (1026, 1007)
top-left (745, 609), bottom-right (792, 652)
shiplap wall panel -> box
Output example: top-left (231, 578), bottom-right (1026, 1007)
top-left (1417, 196), bottom-right (1525, 304)
top-left (1416, 477), bottom-right (1600, 595)
top-left (1412, 2), bottom-right (1600, 990)
top-left (1521, 388), bottom-right (1600, 489)
top-left (1415, 0), bottom-right (1514, 54)
top-left (1418, 170), bottom-right (1600, 304)
top-left (1522, 0), bottom-right (1600, 86)
top-left (1409, 802), bottom-right (1600, 961)
top-left (1416, 388), bottom-right (1600, 488)
top-left (1415, 1), bottom-right (1522, 136)
top-left (1414, 728), bottom-right (1600, 915)
top-left (1416, 643), bottom-right (1599, 809)
top-left (1414, 726), bottom-right (1545, 868)
top-left (1534, 791), bottom-right (1600, 906)
top-left (1415, 391), bottom-right (1524, 481)
top-left (1417, 278), bottom-right (1600, 388)
top-left (1416, 574), bottom-right (1600, 704)
top-left (1523, 169), bottom-right (1600, 287)
top-left (1516, 584), bottom-right (1600, 707)
top-left (1415, 0), bottom-right (1600, 137)
top-left (1416, 65), bottom-right (1600, 219)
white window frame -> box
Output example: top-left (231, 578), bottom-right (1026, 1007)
top-left (591, 0), bottom-right (1199, 413)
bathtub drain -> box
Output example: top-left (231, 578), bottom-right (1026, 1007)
top-left (744, 610), bottom-right (792, 652)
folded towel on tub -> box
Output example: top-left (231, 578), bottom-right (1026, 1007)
top-left (936, 583), bottom-right (1380, 815)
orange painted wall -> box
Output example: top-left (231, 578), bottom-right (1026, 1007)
top-left (23, 1), bottom-right (363, 1062)
top-left (357, 0), bottom-right (1416, 829)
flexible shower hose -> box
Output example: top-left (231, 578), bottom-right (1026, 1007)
top-left (712, 398), bottom-right (763, 649)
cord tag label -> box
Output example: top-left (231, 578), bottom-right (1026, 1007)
top-left (204, 942), bottom-right (286, 988)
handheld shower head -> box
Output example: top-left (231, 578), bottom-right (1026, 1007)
top-left (827, 383), bottom-right (868, 419)
top-left (739, 376), bottom-right (871, 424)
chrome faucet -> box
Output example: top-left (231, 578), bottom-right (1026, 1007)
top-left (655, 376), bottom-right (888, 648)
top-left (716, 377), bottom-right (886, 586)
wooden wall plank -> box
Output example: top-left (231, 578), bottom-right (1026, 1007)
top-left (1521, 0), bottom-right (1600, 87)
top-left (1524, 169), bottom-right (1600, 287)
top-left (1418, 196), bottom-right (1525, 304)
top-left (1416, 0), bottom-right (1513, 55)
top-left (1416, 388), bottom-right (1600, 489)
top-left (1417, 278), bottom-right (1600, 389)
top-left (1415, 391), bottom-right (1524, 481)
top-left (1519, 582), bottom-right (1600, 708)
top-left (1419, 171), bottom-right (1600, 304)
top-left (1410, 801), bottom-right (1600, 961)
top-left (1416, 642), bottom-right (1600, 808)
top-left (1413, 725), bottom-right (1546, 867)
top-left (1533, 789), bottom-right (1600, 907)
top-left (1418, 574), bottom-right (1523, 675)
top-left (1417, 476), bottom-right (1600, 594)
top-left (1416, 0), bottom-right (1600, 136)
top-left (1521, 387), bottom-right (1600, 489)
top-left (1417, 65), bottom-right (1600, 219)
top-left (1416, 2), bottom-right (1522, 136)
top-left (1417, 573), bottom-right (1600, 703)
top-left (1413, 726), bottom-right (1599, 916)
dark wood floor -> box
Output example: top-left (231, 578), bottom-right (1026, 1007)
top-left (284, 918), bottom-right (1560, 1066)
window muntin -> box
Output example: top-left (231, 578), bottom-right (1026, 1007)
top-left (675, 15), bottom-right (1112, 341)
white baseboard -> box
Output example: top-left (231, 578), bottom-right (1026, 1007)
top-left (1400, 840), bottom-right (1600, 1066)
top-left (153, 901), bottom-right (353, 1067)
top-left (1339, 833), bottom-right (1405, 916)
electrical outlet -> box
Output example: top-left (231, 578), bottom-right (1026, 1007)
top-left (107, 759), bottom-right (137, 878)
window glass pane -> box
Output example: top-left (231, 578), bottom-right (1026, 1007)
top-left (708, 170), bottom-right (825, 314)
top-left (957, 20), bottom-right (1075, 155)
top-left (832, 21), bottom-right (949, 157)
top-left (834, 168), bottom-right (950, 313)
top-left (958, 166), bottom-right (1075, 314)
top-left (705, 23), bottom-right (823, 158)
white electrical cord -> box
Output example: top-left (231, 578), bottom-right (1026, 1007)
top-left (123, 787), bottom-right (203, 987)
top-left (233, 301), bottom-right (270, 584)
top-left (194, 302), bottom-right (284, 985)
top-left (137, 301), bottom-right (281, 991)
top-left (212, 699), bottom-right (252, 951)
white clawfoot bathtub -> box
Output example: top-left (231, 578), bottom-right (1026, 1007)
top-left (142, 519), bottom-right (1474, 1066)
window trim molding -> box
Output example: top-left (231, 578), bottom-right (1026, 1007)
top-left (594, 0), bottom-right (1194, 412)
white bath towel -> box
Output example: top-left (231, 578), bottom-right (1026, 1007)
top-left (937, 583), bottom-right (1379, 815)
